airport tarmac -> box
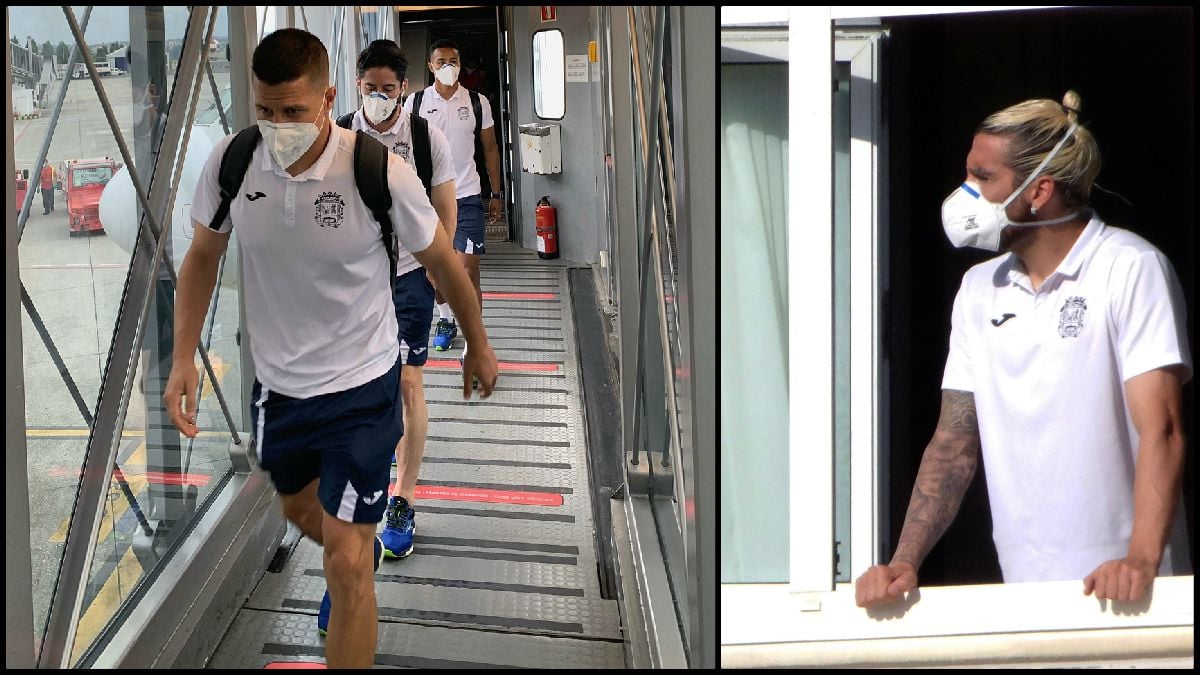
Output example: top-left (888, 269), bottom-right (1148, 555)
top-left (14, 67), bottom-right (240, 657)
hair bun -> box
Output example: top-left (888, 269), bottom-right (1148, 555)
top-left (1061, 90), bottom-right (1082, 122)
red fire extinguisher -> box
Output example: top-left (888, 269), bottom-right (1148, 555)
top-left (535, 196), bottom-right (560, 260)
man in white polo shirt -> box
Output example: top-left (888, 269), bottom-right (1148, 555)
top-left (404, 38), bottom-right (504, 357)
top-left (163, 29), bottom-right (497, 667)
top-left (342, 39), bottom-right (457, 562)
top-left (856, 91), bottom-right (1191, 608)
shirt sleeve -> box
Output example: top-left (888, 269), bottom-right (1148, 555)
top-left (479, 92), bottom-right (494, 130)
top-left (426, 123), bottom-right (456, 188)
top-left (188, 132), bottom-right (236, 235)
top-left (941, 279), bottom-right (976, 393)
top-left (401, 92), bottom-right (413, 114)
top-left (1110, 249), bottom-right (1193, 384)
top-left (385, 151), bottom-right (438, 256)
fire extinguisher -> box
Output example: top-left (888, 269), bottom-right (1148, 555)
top-left (535, 196), bottom-right (560, 260)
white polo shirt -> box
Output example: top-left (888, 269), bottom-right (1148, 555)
top-left (349, 107), bottom-right (456, 277)
top-left (190, 124), bottom-right (438, 398)
top-left (942, 213), bottom-right (1193, 583)
top-left (403, 84), bottom-right (494, 200)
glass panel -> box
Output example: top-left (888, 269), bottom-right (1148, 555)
top-left (532, 29), bottom-right (564, 119)
top-left (832, 62), bottom-right (852, 582)
top-left (9, 5), bottom-right (240, 662)
top-left (12, 6), bottom-right (143, 651)
top-left (68, 6), bottom-right (242, 665)
top-left (719, 62), bottom-right (789, 583)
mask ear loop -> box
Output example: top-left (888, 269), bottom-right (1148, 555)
top-left (1001, 120), bottom-right (1080, 211)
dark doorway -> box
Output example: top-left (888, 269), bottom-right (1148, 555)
top-left (396, 6), bottom-right (508, 238)
top-left (882, 6), bottom-right (1194, 587)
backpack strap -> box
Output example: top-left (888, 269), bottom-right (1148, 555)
top-left (352, 130), bottom-right (397, 280)
top-left (469, 89), bottom-right (489, 196)
top-left (409, 112), bottom-right (433, 196)
top-left (412, 90), bottom-right (424, 118)
top-left (211, 125), bottom-right (262, 231)
top-left (335, 112), bottom-right (355, 129)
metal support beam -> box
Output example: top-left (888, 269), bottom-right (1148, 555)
top-left (6, 7), bottom-right (36, 667)
top-left (673, 8), bottom-right (716, 668)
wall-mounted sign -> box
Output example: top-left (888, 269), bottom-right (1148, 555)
top-left (541, 6), bottom-right (556, 22)
top-left (566, 54), bottom-right (588, 82)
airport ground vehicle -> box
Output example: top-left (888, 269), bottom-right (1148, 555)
top-left (60, 157), bottom-right (118, 236)
top-left (15, 169), bottom-right (29, 215)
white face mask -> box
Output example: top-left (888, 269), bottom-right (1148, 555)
top-left (941, 121), bottom-right (1081, 252)
top-left (435, 63), bottom-right (460, 86)
top-left (257, 94), bottom-right (329, 171)
top-left (362, 91), bottom-right (398, 125)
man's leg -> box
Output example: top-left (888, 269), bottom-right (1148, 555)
top-left (383, 267), bottom-right (433, 558)
top-left (278, 479), bottom-right (324, 544)
top-left (42, 188), bottom-right (51, 215)
top-left (321, 514), bottom-right (378, 669)
top-left (394, 365), bottom-right (428, 504)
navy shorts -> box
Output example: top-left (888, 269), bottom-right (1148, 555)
top-left (453, 194), bottom-right (486, 255)
top-left (394, 267), bottom-right (435, 367)
top-left (250, 358), bottom-right (402, 524)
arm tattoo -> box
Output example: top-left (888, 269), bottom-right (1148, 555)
top-left (892, 390), bottom-right (981, 570)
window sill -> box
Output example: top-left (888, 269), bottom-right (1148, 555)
top-left (722, 576), bottom-right (1194, 667)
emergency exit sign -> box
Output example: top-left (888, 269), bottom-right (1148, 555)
top-left (541, 6), bottom-right (556, 22)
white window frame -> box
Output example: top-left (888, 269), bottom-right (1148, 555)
top-left (723, 4), bottom-right (1195, 665)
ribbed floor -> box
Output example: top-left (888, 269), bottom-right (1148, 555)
top-left (207, 243), bottom-right (625, 668)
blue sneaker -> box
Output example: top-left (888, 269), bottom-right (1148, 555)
top-left (433, 319), bottom-right (457, 351)
top-left (318, 535), bottom-right (383, 637)
top-left (380, 496), bottom-right (415, 559)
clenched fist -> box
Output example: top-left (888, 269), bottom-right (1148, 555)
top-left (855, 561), bottom-right (919, 608)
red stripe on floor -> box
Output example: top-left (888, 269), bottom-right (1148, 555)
top-left (483, 291), bottom-right (557, 300)
top-left (48, 467), bottom-right (210, 486)
top-left (425, 359), bottom-right (559, 372)
top-left (144, 471), bottom-right (211, 486)
top-left (403, 484), bottom-right (564, 507)
top-left (264, 663), bottom-right (326, 669)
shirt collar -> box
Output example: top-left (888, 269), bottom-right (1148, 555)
top-left (1051, 210), bottom-right (1105, 279)
top-left (260, 123), bottom-right (344, 181)
top-left (431, 83), bottom-right (464, 103)
top-left (1000, 210), bottom-right (1106, 289)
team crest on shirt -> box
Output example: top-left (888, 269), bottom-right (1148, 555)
top-left (1058, 296), bottom-right (1087, 338)
top-left (458, 106), bottom-right (469, 120)
top-left (315, 191), bottom-right (345, 228)
top-left (393, 139), bottom-right (410, 160)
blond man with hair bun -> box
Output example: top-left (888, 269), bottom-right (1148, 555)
top-left (855, 90), bottom-right (1192, 609)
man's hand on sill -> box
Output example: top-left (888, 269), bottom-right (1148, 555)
top-left (1083, 556), bottom-right (1158, 603)
top-left (855, 561), bottom-right (919, 608)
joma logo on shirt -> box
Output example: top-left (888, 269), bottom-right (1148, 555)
top-left (315, 191), bottom-right (345, 228)
top-left (1058, 296), bottom-right (1087, 338)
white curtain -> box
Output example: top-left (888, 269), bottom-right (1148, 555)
top-left (720, 63), bottom-right (789, 583)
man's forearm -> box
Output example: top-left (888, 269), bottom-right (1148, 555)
top-left (891, 390), bottom-right (980, 570)
top-left (1127, 429), bottom-right (1186, 566)
top-left (431, 183), bottom-right (457, 242)
top-left (172, 253), bottom-right (221, 366)
top-left (485, 145), bottom-right (501, 194)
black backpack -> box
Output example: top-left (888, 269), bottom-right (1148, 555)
top-left (412, 87), bottom-right (488, 195)
top-left (336, 110), bottom-right (434, 196)
top-left (209, 126), bottom-right (399, 280)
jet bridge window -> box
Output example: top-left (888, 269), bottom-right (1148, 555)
top-left (532, 29), bottom-right (565, 120)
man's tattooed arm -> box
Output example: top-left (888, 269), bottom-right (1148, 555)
top-left (891, 389), bottom-right (981, 571)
